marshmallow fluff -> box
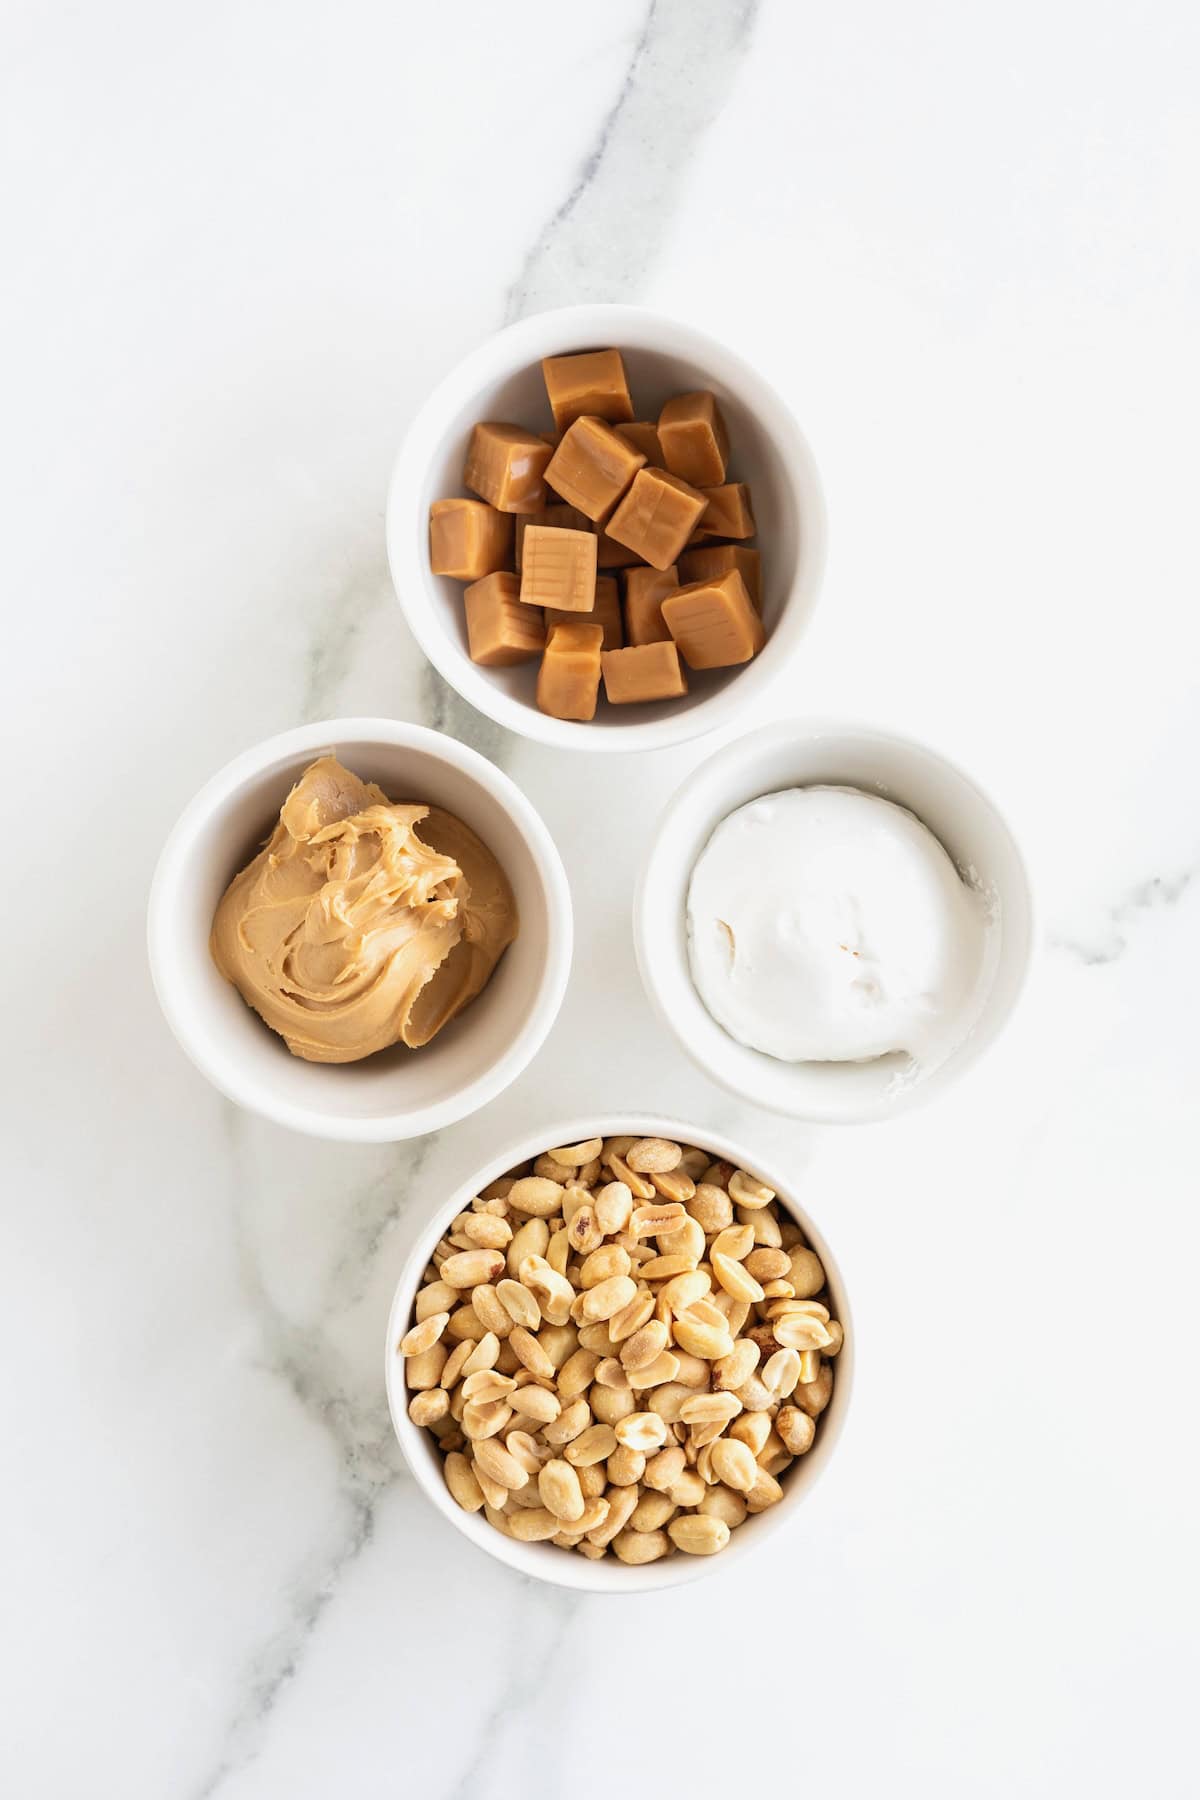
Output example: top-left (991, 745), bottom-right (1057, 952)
top-left (686, 786), bottom-right (989, 1066)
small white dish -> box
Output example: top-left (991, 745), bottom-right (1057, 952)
top-left (633, 721), bottom-right (1034, 1123)
top-left (147, 719), bottom-right (572, 1142)
top-left (387, 303), bottom-right (826, 752)
top-left (385, 1114), bottom-right (852, 1592)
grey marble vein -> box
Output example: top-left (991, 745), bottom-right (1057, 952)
top-left (420, 659), bottom-right (509, 762)
top-left (504, 0), bottom-right (762, 322)
top-left (1049, 862), bottom-right (1197, 965)
top-left (440, 1588), bottom-right (583, 1800)
top-left (193, 1108), bottom-right (436, 1799)
top-left (300, 545), bottom-right (392, 724)
top-left (189, 17), bottom-right (768, 1782)
top-left (429, 0), bottom-right (761, 763)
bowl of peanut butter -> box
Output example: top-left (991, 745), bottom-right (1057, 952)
top-left (389, 304), bottom-right (826, 751)
top-left (148, 719), bottom-right (572, 1139)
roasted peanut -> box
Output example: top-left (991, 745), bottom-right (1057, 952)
top-left (580, 1274), bottom-right (639, 1323)
top-left (593, 1181), bottom-right (634, 1235)
top-left (607, 1288), bottom-right (657, 1341)
top-left (399, 1312), bottom-right (449, 1357)
top-left (787, 1247), bottom-right (826, 1298)
top-left (408, 1389), bottom-right (449, 1428)
top-left (626, 1137), bottom-right (682, 1174)
top-left (714, 1338), bottom-right (760, 1392)
top-left (440, 1249), bottom-right (506, 1289)
top-left (444, 1451), bottom-right (484, 1513)
top-left (473, 1437), bottom-right (530, 1490)
top-left (538, 1458), bottom-right (585, 1522)
top-left (542, 1397), bottom-right (591, 1445)
top-left (606, 1444), bottom-right (646, 1486)
top-left (620, 1319), bottom-right (669, 1371)
top-left (404, 1130), bottom-right (840, 1565)
top-left (548, 1137), bottom-right (603, 1167)
top-left (614, 1411), bottom-right (669, 1454)
top-left (699, 1484), bottom-right (747, 1529)
top-left (462, 1213), bottom-right (513, 1250)
top-left (668, 1514), bottom-right (730, 1555)
top-left (564, 1423), bottom-right (618, 1466)
top-left (631, 1489), bottom-right (675, 1531)
top-left (507, 1506), bottom-right (562, 1542)
top-left (728, 1169), bottom-right (774, 1209)
top-left (710, 1437), bottom-right (757, 1493)
top-left (415, 1281), bottom-right (458, 1322)
top-left (612, 1526), bottom-right (669, 1565)
top-left (507, 1177), bottom-right (566, 1218)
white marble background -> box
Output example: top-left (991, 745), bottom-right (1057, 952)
top-left (4, 2), bottom-right (1199, 1795)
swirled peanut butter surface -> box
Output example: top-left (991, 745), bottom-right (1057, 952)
top-left (211, 756), bottom-right (517, 1062)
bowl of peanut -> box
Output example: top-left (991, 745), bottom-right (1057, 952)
top-left (385, 1117), bottom-right (851, 1590)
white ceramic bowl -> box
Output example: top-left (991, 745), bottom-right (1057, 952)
top-left (385, 1114), bottom-right (852, 1593)
top-left (634, 721), bottom-right (1034, 1124)
top-left (387, 304), bottom-right (826, 752)
top-left (147, 719), bottom-right (572, 1141)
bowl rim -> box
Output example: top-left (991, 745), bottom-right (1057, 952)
top-left (146, 716), bottom-right (574, 1142)
top-left (632, 717), bottom-right (1037, 1125)
top-left (384, 1111), bottom-right (853, 1593)
top-left (386, 301), bottom-right (827, 754)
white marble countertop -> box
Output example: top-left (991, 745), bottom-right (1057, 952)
top-left (5, 2), bottom-right (1199, 1795)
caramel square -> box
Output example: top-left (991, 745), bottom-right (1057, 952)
top-left (604, 467), bottom-right (707, 570)
top-left (464, 572), bottom-right (546, 667)
top-left (515, 503), bottom-right (590, 570)
top-left (519, 525), bottom-right (597, 612)
top-left (679, 544), bottom-right (762, 611)
top-left (661, 570), bottom-right (765, 669)
top-left (596, 527), bottom-right (642, 569)
top-left (429, 498), bottom-right (514, 581)
top-left (623, 565), bottom-right (678, 646)
top-left (544, 415), bottom-right (645, 521)
top-left (691, 482), bottom-right (755, 542)
top-left (537, 620), bottom-right (604, 721)
top-left (658, 391), bottom-right (730, 487)
top-left (541, 349), bottom-right (634, 433)
top-left (464, 422), bottom-right (553, 513)
top-left (546, 574), bottom-right (622, 650)
top-left (615, 421), bottom-right (664, 466)
top-left (601, 641), bottom-right (688, 705)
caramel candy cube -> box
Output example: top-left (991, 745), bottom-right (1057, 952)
top-left (464, 422), bottom-right (553, 513)
top-left (623, 565), bottom-right (678, 646)
top-left (615, 421), bottom-right (664, 466)
top-left (537, 620), bottom-right (604, 721)
top-left (514, 503), bottom-right (590, 570)
top-left (596, 527), bottom-right (642, 569)
top-left (542, 350), bottom-right (634, 433)
top-left (428, 498), bottom-right (515, 580)
top-left (544, 416), bottom-right (645, 521)
top-left (661, 570), bottom-right (765, 669)
top-left (601, 641), bottom-right (688, 705)
top-left (691, 483), bottom-right (756, 542)
top-left (464, 572), bottom-right (546, 667)
top-left (519, 525), bottom-right (597, 613)
top-left (658, 391), bottom-right (730, 487)
top-left (546, 575), bottom-right (622, 650)
top-left (605, 467), bottom-right (707, 570)
top-left (679, 544), bottom-right (762, 610)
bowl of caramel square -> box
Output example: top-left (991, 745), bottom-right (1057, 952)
top-left (388, 305), bottom-right (826, 752)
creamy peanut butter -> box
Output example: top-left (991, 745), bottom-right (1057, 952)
top-left (211, 756), bottom-right (517, 1062)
